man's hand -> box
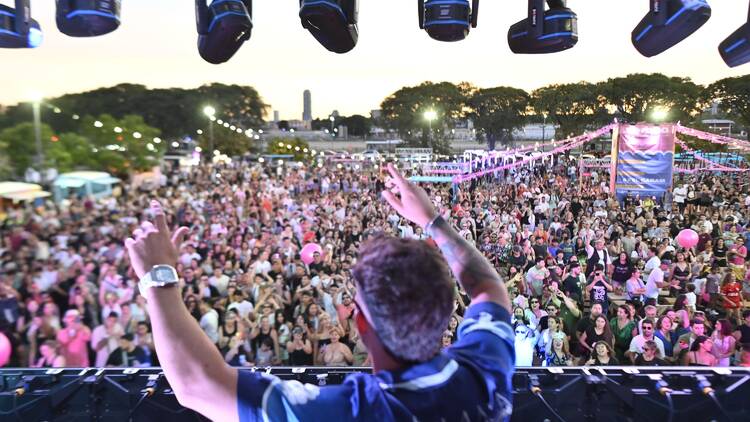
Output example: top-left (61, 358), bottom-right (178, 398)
top-left (125, 200), bottom-right (189, 279)
top-left (381, 163), bottom-right (438, 229)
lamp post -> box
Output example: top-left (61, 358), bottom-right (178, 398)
top-left (203, 106), bottom-right (216, 161)
top-left (329, 116), bottom-right (335, 137)
top-left (30, 93), bottom-right (44, 171)
top-left (424, 109), bottom-right (437, 150)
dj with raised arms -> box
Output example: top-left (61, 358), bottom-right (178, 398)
top-left (125, 163), bottom-right (514, 421)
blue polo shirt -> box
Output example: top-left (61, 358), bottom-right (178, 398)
top-left (237, 301), bottom-right (515, 421)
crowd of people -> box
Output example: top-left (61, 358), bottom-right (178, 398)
top-left (0, 152), bottom-right (749, 369)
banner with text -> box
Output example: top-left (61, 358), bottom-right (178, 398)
top-left (614, 123), bottom-right (676, 203)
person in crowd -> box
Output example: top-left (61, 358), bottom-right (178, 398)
top-left (585, 340), bottom-right (619, 366)
top-left (610, 305), bottom-right (637, 362)
top-left (319, 325), bottom-right (353, 367)
top-left (626, 319), bottom-right (665, 364)
top-left (105, 333), bottom-right (150, 367)
top-left (56, 309), bottom-right (91, 367)
top-left (91, 311), bottom-right (124, 367)
top-left (711, 319), bottom-right (736, 367)
top-left (633, 340), bottom-right (667, 366)
top-left (578, 314), bottom-right (614, 362)
top-left (31, 340), bottom-right (66, 368)
top-left (545, 332), bottom-right (573, 367)
top-left (686, 336), bottom-right (717, 367)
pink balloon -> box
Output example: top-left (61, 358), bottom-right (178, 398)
top-left (0, 332), bottom-right (11, 367)
top-left (676, 229), bottom-right (699, 249)
top-left (300, 243), bottom-right (323, 265)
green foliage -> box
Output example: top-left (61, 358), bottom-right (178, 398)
top-left (466, 86), bottom-right (529, 149)
top-left (195, 127), bottom-right (260, 158)
top-left (340, 115), bottom-right (371, 137)
top-left (0, 115), bottom-right (163, 178)
top-left (380, 81), bottom-right (469, 153)
top-left (705, 75), bottom-right (750, 139)
top-left (597, 73), bottom-right (705, 123)
top-left (267, 138), bottom-right (311, 161)
top-left (0, 122), bottom-right (52, 175)
top-left (532, 82), bottom-right (609, 139)
top-left (0, 83), bottom-right (268, 140)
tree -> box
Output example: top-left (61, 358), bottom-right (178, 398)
top-left (466, 87), bottom-right (529, 150)
top-left (267, 138), bottom-right (312, 161)
top-left (341, 115), bottom-right (371, 137)
top-left (0, 83), bottom-right (269, 140)
top-left (532, 82), bottom-right (609, 139)
top-left (597, 73), bottom-right (705, 124)
top-left (0, 122), bottom-right (55, 177)
top-left (76, 114), bottom-right (165, 176)
top-left (380, 81), bottom-right (470, 153)
top-left (705, 75), bottom-right (750, 140)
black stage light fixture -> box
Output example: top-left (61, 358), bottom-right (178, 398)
top-left (508, 0), bottom-right (578, 54)
top-left (195, 0), bottom-right (252, 64)
top-left (632, 0), bottom-right (711, 57)
top-left (418, 0), bottom-right (479, 42)
top-left (718, 1), bottom-right (750, 67)
top-left (56, 0), bottom-right (121, 37)
top-left (0, 0), bottom-right (42, 48)
top-left (299, 0), bottom-right (359, 53)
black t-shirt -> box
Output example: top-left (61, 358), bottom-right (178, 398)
top-left (611, 261), bottom-right (633, 283)
top-left (562, 275), bottom-right (582, 299)
top-left (106, 346), bottom-right (150, 367)
top-left (634, 355), bottom-right (667, 366)
top-left (738, 325), bottom-right (750, 345)
top-left (588, 279), bottom-right (609, 307)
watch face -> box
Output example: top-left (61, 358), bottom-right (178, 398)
top-left (153, 266), bottom-right (177, 282)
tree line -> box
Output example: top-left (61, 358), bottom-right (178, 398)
top-left (0, 74), bottom-right (748, 178)
top-left (379, 73), bottom-right (750, 152)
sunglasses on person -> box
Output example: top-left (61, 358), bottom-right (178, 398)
top-left (642, 326), bottom-right (653, 331)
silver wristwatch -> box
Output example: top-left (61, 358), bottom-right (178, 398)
top-left (138, 265), bottom-right (179, 293)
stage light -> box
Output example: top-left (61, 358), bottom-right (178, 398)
top-left (0, 1), bottom-right (43, 49)
top-left (632, 0), bottom-right (711, 57)
top-left (56, 0), bottom-right (121, 37)
top-left (299, 0), bottom-right (359, 53)
top-left (418, 0), bottom-right (479, 42)
top-left (509, 0), bottom-right (578, 54)
top-left (196, 0), bottom-right (252, 64)
top-left (718, 1), bottom-right (750, 67)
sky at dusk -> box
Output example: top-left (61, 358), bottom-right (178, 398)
top-left (1, 0), bottom-right (749, 120)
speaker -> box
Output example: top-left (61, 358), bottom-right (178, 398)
top-left (718, 2), bottom-right (750, 67)
top-left (418, 0), bottom-right (479, 42)
top-left (0, 0), bottom-right (42, 48)
top-left (196, 0), bottom-right (253, 64)
top-left (632, 0), bottom-right (711, 57)
top-left (508, 0), bottom-right (578, 54)
top-left (56, 0), bottom-right (121, 37)
top-left (299, 0), bottom-right (359, 53)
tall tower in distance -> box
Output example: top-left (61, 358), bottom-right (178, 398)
top-left (303, 90), bottom-right (312, 122)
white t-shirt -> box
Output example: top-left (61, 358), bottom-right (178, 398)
top-left (91, 323), bottom-right (124, 367)
top-left (200, 309), bottom-right (220, 344)
top-left (674, 186), bottom-right (687, 203)
top-left (629, 335), bottom-right (665, 357)
top-left (645, 268), bottom-right (664, 300)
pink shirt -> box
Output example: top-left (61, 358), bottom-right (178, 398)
top-left (57, 326), bottom-right (91, 367)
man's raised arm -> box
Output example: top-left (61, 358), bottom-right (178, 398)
top-left (381, 164), bottom-right (511, 312)
top-left (125, 201), bottom-right (238, 422)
